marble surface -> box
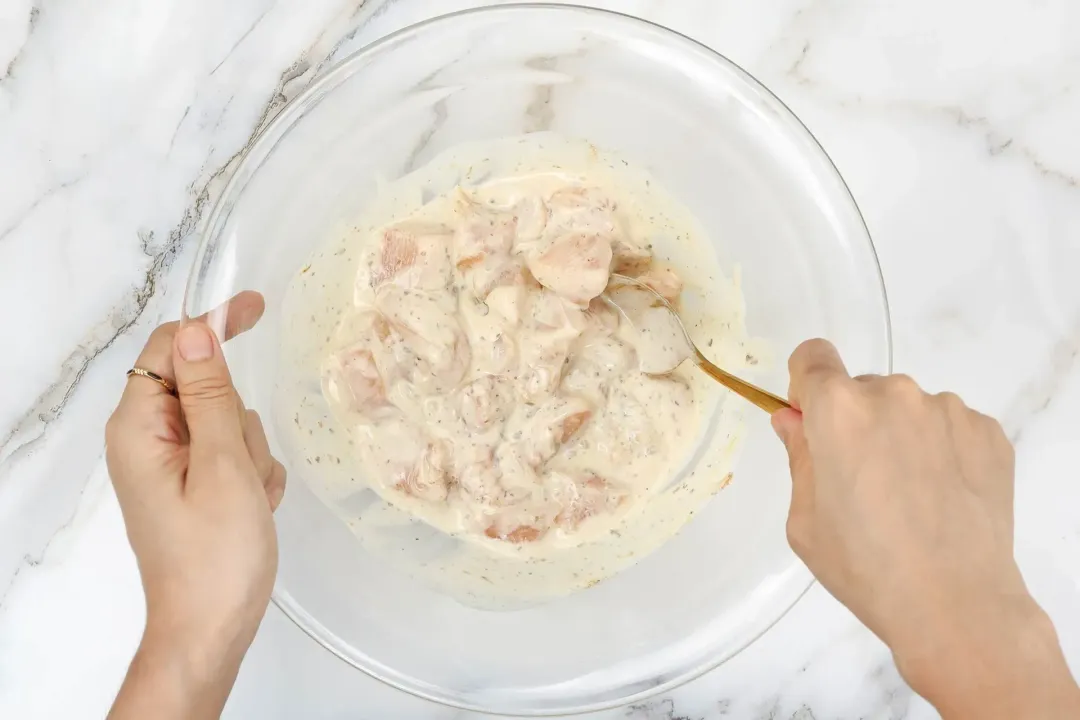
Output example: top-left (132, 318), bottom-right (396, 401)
top-left (2, 0), bottom-right (1079, 717)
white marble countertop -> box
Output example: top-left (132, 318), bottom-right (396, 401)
top-left (2, 0), bottom-right (1079, 718)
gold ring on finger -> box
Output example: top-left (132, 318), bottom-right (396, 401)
top-left (126, 367), bottom-right (178, 397)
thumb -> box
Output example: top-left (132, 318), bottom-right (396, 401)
top-left (173, 323), bottom-right (246, 457)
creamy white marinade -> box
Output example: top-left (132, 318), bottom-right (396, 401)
top-left (321, 176), bottom-right (702, 549)
top-left (277, 135), bottom-right (765, 607)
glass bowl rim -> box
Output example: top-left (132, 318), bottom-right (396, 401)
top-left (184, 3), bottom-right (894, 716)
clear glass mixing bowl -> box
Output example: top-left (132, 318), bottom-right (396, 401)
top-left (184, 5), bottom-right (891, 716)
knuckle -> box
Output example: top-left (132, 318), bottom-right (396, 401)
top-left (182, 376), bottom-right (235, 406)
top-left (884, 373), bottom-right (923, 399)
top-left (796, 337), bottom-right (833, 358)
top-left (934, 391), bottom-right (968, 415)
top-left (790, 339), bottom-right (836, 376)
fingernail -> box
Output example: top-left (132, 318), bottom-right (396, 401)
top-left (177, 324), bottom-right (214, 362)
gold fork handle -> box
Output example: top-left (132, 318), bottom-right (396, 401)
top-left (693, 350), bottom-right (791, 414)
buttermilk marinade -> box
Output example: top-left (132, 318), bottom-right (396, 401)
top-left (278, 136), bottom-right (762, 606)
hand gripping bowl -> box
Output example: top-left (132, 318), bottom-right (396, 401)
top-left (183, 5), bottom-right (891, 716)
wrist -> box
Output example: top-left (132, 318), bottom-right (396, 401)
top-left (109, 627), bottom-right (246, 720)
top-left (898, 595), bottom-right (1079, 719)
top-left (141, 611), bottom-right (251, 685)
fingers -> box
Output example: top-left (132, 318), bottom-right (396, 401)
top-left (244, 410), bottom-right (274, 479)
top-left (173, 323), bottom-right (248, 461)
top-left (119, 291), bottom-right (265, 405)
top-left (242, 409), bottom-right (288, 511)
top-left (124, 320), bottom-right (184, 402)
top-left (208, 290), bottom-right (266, 342)
top-left (266, 462), bottom-right (287, 512)
top-left (772, 408), bottom-right (815, 556)
top-left (788, 339), bottom-right (851, 411)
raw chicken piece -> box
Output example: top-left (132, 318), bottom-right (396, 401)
top-left (452, 190), bottom-right (517, 268)
top-left (322, 308), bottom-right (399, 414)
top-left (454, 447), bottom-right (504, 508)
top-left (525, 232), bottom-right (613, 305)
top-left (451, 191), bottom-right (531, 302)
top-left (635, 265), bottom-right (683, 304)
top-left (512, 195), bottom-right (549, 244)
top-left (544, 184), bottom-right (653, 280)
top-left (371, 228), bottom-right (416, 285)
top-left (375, 284), bottom-right (469, 392)
top-left (584, 297), bottom-right (621, 335)
top-left (361, 223), bottom-right (453, 297)
top-left (458, 292), bottom-right (518, 376)
top-left (545, 186), bottom-right (621, 237)
top-left (480, 462), bottom-right (552, 542)
top-left (485, 468), bottom-right (625, 542)
top-left (399, 440), bottom-right (452, 503)
top-left (321, 345), bottom-right (386, 414)
top-left (514, 291), bottom-right (587, 402)
top-left (358, 414), bottom-right (426, 493)
top-left (459, 375), bottom-right (514, 431)
top-left (561, 334), bottom-right (633, 406)
top-left (485, 283), bottom-right (526, 326)
top-left (466, 259), bottom-right (528, 301)
top-left (528, 289), bottom-right (589, 337)
top-left (516, 342), bottom-right (574, 402)
top-left (485, 523), bottom-right (543, 544)
top-left (610, 237), bottom-right (653, 275)
top-left (547, 472), bottom-right (628, 531)
top-left (510, 396), bottom-right (593, 468)
top-left (517, 330), bottom-right (572, 403)
top-left (586, 379), bottom-right (658, 466)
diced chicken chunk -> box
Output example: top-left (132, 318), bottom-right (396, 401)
top-left (485, 283), bottom-right (526, 326)
top-left (611, 236), bottom-right (653, 275)
top-left (453, 193), bottom-right (515, 263)
top-left (513, 195), bottom-right (549, 244)
top-left (511, 396), bottom-right (593, 467)
top-left (454, 449), bottom-right (504, 507)
top-left (545, 186), bottom-right (621, 238)
top-left (526, 232), bottom-right (613, 305)
top-left (374, 229), bottom-right (417, 285)
top-left (363, 223), bottom-right (453, 295)
top-left (375, 284), bottom-right (469, 392)
top-left (512, 291), bottom-right (588, 402)
top-left (321, 345), bottom-right (386, 414)
top-left (636, 265), bottom-right (684, 304)
top-left (399, 441), bottom-right (452, 503)
top-left (359, 415), bottom-right (425, 492)
top-left (458, 291), bottom-right (517, 376)
top-left (459, 375), bottom-right (514, 431)
top-left (561, 334), bottom-right (633, 405)
top-left (547, 472), bottom-right (628, 530)
top-left (465, 258), bottom-right (526, 302)
top-left (516, 333), bottom-right (570, 403)
top-left (485, 523), bottom-right (543, 544)
top-left (528, 289), bottom-right (588, 336)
